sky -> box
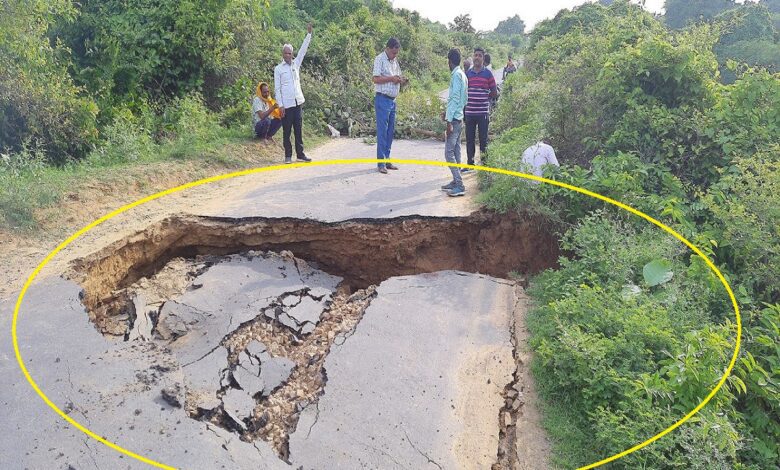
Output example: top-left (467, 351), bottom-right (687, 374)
top-left (390, 0), bottom-right (666, 31)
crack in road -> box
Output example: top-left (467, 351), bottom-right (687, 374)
top-left (355, 439), bottom-right (409, 469)
top-left (402, 428), bottom-right (443, 470)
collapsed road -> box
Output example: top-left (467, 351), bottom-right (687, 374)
top-left (0, 139), bottom-right (554, 469)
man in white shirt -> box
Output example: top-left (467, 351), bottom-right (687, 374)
top-left (274, 23), bottom-right (313, 164)
top-left (521, 139), bottom-right (559, 182)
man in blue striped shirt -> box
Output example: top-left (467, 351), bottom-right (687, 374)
top-left (465, 48), bottom-right (498, 169)
top-left (441, 48), bottom-right (468, 197)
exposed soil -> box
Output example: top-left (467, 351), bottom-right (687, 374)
top-left (67, 210), bottom-right (559, 336)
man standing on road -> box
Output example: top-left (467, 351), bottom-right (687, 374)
top-left (275, 23), bottom-right (313, 164)
top-left (465, 48), bottom-right (497, 171)
top-left (441, 48), bottom-right (468, 197)
top-left (372, 38), bottom-right (408, 174)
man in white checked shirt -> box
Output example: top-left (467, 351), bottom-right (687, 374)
top-left (521, 138), bottom-right (560, 183)
top-left (372, 38), bottom-right (408, 174)
top-left (274, 23), bottom-right (313, 164)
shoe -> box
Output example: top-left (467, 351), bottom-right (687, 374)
top-left (460, 168), bottom-right (473, 174)
top-left (297, 155), bottom-right (312, 162)
top-left (284, 157), bottom-right (292, 164)
top-left (441, 181), bottom-right (456, 191)
top-left (447, 187), bottom-right (466, 197)
top-left (378, 167), bottom-right (388, 174)
top-left (386, 163), bottom-right (399, 170)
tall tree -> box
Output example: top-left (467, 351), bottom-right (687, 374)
top-left (494, 14), bottom-right (525, 36)
top-left (664, 0), bottom-right (736, 29)
top-left (760, 0), bottom-right (780, 13)
top-left (450, 14), bottom-right (475, 34)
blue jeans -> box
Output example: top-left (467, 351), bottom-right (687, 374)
top-left (375, 94), bottom-right (396, 168)
top-left (444, 120), bottom-right (464, 188)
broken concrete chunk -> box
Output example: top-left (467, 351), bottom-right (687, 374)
top-left (222, 389), bottom-right (257, 430)
top-left (128, 295), bottom-right (154, 341)
top-left (277, 312), bottom-right (300, 332)
top-left (183, 347), bottom-right (228, 411)
top-left (258, 352), bottom-right (295, 397)
top-left (160, 385), bottom-right (182, 408)
top-left (286, 296), bottom-right (327, 326)
top-left (308, 287), bottom-right (332, 300)
top-left (300, 322), bottom-right (316, 335)
top-left (156, 301), bottom-right (208, 340)
top-left (282, 295), bottom-right (301, 307)
top-left (245, 340), bottom-right (267, 359)
top-left (244, 340), bottom-right (268, 367)
top-left (233, 365), bottom-right (266, 397)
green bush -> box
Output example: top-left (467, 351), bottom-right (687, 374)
top-left (527, 214), bottom-right (741, 468)
top-left (1, 0), bottom-right (99, 164)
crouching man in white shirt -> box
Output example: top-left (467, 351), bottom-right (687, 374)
top-left (521, 138), bottom-right (559, 183)
top-left (274, 23), bottom-right (313, 164)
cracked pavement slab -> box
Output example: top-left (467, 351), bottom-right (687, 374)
top-left (0, 277), bottom-right (287, 469)
top-left (288, 271), bottom-right (516, 469)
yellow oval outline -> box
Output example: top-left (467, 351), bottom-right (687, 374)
top-left (11, 159), bottom-right (741, 470)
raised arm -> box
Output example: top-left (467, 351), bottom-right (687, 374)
top-left (294, 23), bottom-right (313, 68)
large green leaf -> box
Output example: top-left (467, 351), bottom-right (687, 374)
top-left (643, 259), bottom-right (674, 287)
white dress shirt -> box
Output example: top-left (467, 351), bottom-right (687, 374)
top-left (274, 33), bottom-right (312, 109)
top-left (521, 142), bottom-right (559, 179)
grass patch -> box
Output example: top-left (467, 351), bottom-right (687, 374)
top-left (0, 125), bottom-right (327, 233)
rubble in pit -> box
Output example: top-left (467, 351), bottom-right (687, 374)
top-left (102, 249), bottom-right (377, 459)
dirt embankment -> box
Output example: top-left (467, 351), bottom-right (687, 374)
top-left (67, 210), bottom-right (559, 334)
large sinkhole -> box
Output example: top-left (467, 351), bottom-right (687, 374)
top-left (67, 209), bottom-right (560, 465)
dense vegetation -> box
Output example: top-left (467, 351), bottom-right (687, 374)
top-left (483, 1), bottom-right (779, 467)
top-left (0, 0), bottom-right (520, 228)
top-left (2, 0), bottom-right (779, 468)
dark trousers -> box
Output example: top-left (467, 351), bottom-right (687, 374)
top-left (465, 114), bottom-right (489, 165)
top-left (255, 117), bottom-right (282, 139)
top-left (281, 105), bottom-right (305, 159)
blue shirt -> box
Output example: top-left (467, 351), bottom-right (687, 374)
top-left (446, 66), bottom-right (468, 122)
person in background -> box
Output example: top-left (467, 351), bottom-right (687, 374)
top-left (441, 48), bottom-right (468, 197)
top-left (484, 52), bottom-right (500, 112)
top-left (372, 37), bottom-right (408, 174)
top-left (520, 138), bottom-right (559, 183)
top-left (503, 55), bottom-right (517, 80)
top-left (274, 23), bottom-right (313, 164)
top-left (461, 57), bottom-right (472, 121)
top-left (252, 82), bottom-right (282, 143)
top-left (464, 47), bottom-right (497, 171)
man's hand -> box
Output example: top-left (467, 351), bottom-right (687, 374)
top-left (392, 76), bottom-right (403, 84)
top-left (307, 23), bottom-right (313, 34)
top-left (400, 76), bottom-right (409, 85)
top-left (279, 108), bottom-right (286, 118)
top-left (447, 122), bottom-right (454, 134)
